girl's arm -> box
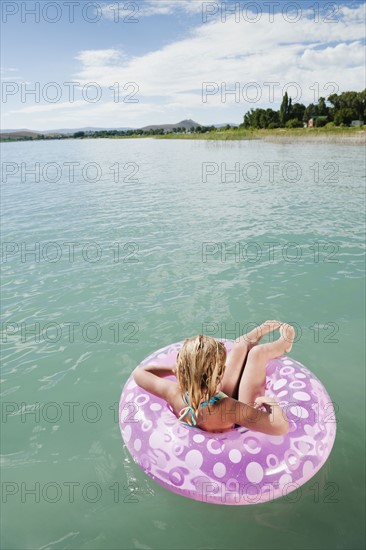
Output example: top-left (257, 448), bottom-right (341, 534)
top-left (132, 365), bottom-right (178, 401)
top-left (223, 395), bottom-right (289, 436)
top-left (137, 365), bottom-right (176, 377)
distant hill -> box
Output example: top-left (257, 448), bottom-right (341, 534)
top-left (0, 121), bottom-right (240, 141)
top-left (1, 128), bottom-right (34, 133)
top-left (139, 119), bottom-right (201, 131)
top-left (1, 131), bottom-right (41, 140)
top-left (43, 126), bottom-right (135, 134)
top-left (0, 126), bottom-right (135, 135)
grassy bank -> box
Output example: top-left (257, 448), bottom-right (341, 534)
top-left (153, 126), bottom-right (366, 142)
top-left (2, 125), bottom-right (365, 144)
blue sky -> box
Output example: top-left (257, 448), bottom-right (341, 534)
top-left (1, 0), bottom-right (365, 130)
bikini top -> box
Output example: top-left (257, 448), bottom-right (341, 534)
top-left (178, 390), bottom-right (228, 428)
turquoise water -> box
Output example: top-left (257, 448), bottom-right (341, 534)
top-left (1, 138), bottom-right (365, 549)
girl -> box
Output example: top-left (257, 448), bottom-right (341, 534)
top-left (133, 321), bottom-right (294, 435)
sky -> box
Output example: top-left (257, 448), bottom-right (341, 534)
top-left (1, 0), bottom-right (366, 130)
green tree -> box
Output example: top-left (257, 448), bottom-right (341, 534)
top-left (286, 118), bottom-right (303, 128)
top-left (243, 109), bottom-right (254, 128)
top-left (334, 108), bottom-right (355, 126)
top-left (289, 102), bottom-right (306, 122)
top-left (317, 97), bottom-right (328, 116)
top-left (303, 103), bottom-right (316, 123)
top-left (328, 90), bottom-right (365, 124)
top-left (279, 92), bottom-right (290, 126)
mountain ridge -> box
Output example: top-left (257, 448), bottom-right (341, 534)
top-left (1, 121), bottom-right (238, 136)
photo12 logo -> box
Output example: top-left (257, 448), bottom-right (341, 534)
top-left (1, 480), bottom-right (150, 504)
top-left (1, 81), bottom-right (139, 104)
top-left (1, 161), bottom-right (139, 183)
top-left (201, 2), bottom-right (342, 24)
top-left (202, 81), bottom-right (340, 104)
top-left (200, 241), bottom-right (340, 264)
top-left (1, 2), bottom-right (140, 24)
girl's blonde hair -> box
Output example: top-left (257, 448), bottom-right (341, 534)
top-left (175, 335), bottom-right (227, 422)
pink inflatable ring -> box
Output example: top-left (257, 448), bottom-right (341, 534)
top-left (119, 339), bottom-right (337, 505)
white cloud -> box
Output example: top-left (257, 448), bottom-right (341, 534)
top-left (340, 4), bottom-right (366, 21)
top-left (5, 3), bottom-right (366, 128)
top-left (100, 1), bottom-right (204, 19)
top-left (0, 67), bottom-right (26, 81)
top-left (72, 5), bottom-right (365, 102)
top-left (99, 1), bottom-right (366, 20)
top-left (140, 0), bottom-right (204, 16)
top-left (1, 75), bottom-right (27, 81)
top-left (300, 41), bottom-right (365, 69)
top-left (75, 48), bottom-right (125, 66)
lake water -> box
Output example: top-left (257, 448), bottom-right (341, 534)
top-left (1, 138), bottom-right (365, 549)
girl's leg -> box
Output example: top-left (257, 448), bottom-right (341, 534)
top-left (219, 340), bottom-right (250, 399)
top-left (219, 321), bottom-right (284, 399)
top-left (238, 324), bottom-right (295, 405)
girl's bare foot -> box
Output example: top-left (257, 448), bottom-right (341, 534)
top-left (260, 320), bottom-right (282, 337)
top-left (245, 320), bottom-right (281, 345)
top-left (280, 323), bottom-right (295, 353)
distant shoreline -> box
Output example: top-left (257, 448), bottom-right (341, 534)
top-left (154, 128), bottom-right (366, 145)
top-left (1, 127), bottom-right (365, 145)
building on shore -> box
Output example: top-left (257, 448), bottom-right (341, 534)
top-left (307, 116), bottom-right (328, 128)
